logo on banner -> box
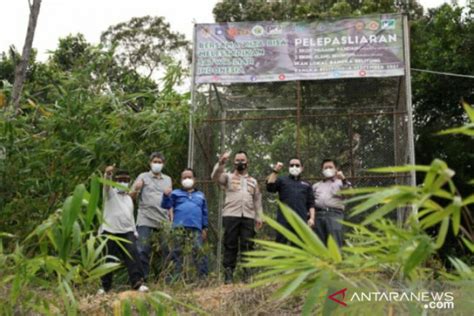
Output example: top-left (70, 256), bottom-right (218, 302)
top-left (368, 21), bottom-right (380, 30)
top-left (359, 69), bottom-right (367, 77)
top-left (355, 21), bottom-right (365, 31)
top-left (278, 74), bottom-right (286, 80)
top-left (215, 27), bottom-right (224, 36)
top-left (226, 27), bottom-right (252, 38)
top-left (201, 27), bottom-right (212, 38)
top-left (252, 25), bottom-right (265, 36)
top-left (382, 19), bottom-right (396, 29)
top-left (266, 25), bottom-right (282, 35)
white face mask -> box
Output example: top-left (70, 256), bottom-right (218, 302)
top-left (289, 166), bottom-right (301, 177)
top-left (323, 168), bottom-right (336, 178)
top-left (117, 182), bottom-right (129, 193)
top-left (181, 178), bottom-right (194, 189)
top-left (151, 163), bottom-right (163, 173)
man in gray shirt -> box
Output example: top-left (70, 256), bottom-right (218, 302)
top-left (131, 151), bottom-right (172, 279)
top-left (313, 159), bottom-right (352, 248)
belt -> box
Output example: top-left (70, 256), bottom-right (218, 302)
top-left (316, 207), bottom-right (343, 213)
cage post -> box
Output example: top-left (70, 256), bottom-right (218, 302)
top-left (213, 83), bottom-right (225, 281)
top-left (402, 12), bottom-right (417, 214)
top-left (296, 81), bottom-right (302, 158)
top-left (188, 23), bottom-right (198, 168)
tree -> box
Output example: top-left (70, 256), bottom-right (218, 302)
top-left (11, 0), bottom-right (42, 114)
top-left (411, 4), bottom-right (474, 197)
top-left (100, 16), bottom-right (190, 79)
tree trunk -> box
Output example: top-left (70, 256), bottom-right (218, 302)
top-left (11, 0), bottom-right (42, 115)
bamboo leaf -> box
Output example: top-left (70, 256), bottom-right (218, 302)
top-left (403, 238), bottom-right (432, 276)
top-left (368, 165), bottom-right (430, 173)
top-left (85, 176), bottom-right (100, 232)
top-left (326, 235), bottom-right (342, 263)
top-left (435, 217), bottom-right (450, 249)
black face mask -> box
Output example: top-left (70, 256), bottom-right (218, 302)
top-left (235, 162), bottom-right (247, 171)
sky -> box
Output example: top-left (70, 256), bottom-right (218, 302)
top-left (0, 0), bottom-right (468, 61)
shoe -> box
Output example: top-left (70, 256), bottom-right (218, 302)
top-left (138, 285), bottom-right (149, 292)
top-left (97, 288), bottom-right (106, 295)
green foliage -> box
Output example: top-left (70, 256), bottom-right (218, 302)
top-left (411, 3), bottom-right (474, 199)
top-left (245, 105), bottom-right (474, 314)
top-left (0, 177), bottom-right (121, 314)
top-left (0, 17), bottom-right (193, 313)
top-left (0, 38), bottom-right (190, 239)
top-left (212, 0), bottom-right (422, 22)
top-left (100, 16), bottom-right (190, 79)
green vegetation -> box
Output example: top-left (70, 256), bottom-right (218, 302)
top-left (0, 1), bottom-right (473, 315)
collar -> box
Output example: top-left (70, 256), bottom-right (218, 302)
top-left (289, 174), bottom-right (301, 181)
top-left (149, 171), bottom-right (163, 179)
top-left (323, 177), bottom-right (336, 182)
top-left (232, 171), bottom-right (249, 178)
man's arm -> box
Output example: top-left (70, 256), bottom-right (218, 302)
top-left (266, 162), bottom-right (283, 193)
top-left (103, 165), bottom-right (114, 199)
top-left (202, 197), bottom-right (209, 241)
top-left (253, 181), bottom-right (264, 229)
top-left (130, 174), bottom-right (144, 200)
top-left (336, 171), bottom-right (352, 192)
top-left (161, 190), bottom-right (174, 210)
top-left (168, 208), bottom-right (174, 222)
top-left (307, 185), bottom-right (316, 227)
top-left (211, 151), bottom-right (231, 186)
top-left (308, 207), bottom-right (315, 227)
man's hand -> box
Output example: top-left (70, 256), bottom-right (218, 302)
top-left (133, 179), bottom-right (144, 191)
top-left (255, 220), bottom-right (263, 230)
top-left (336, 171), bottom-right (345, 181)
top-left (163, 187), bottom-right (172, 196)
top-left (219, 151), bottom-right (231, 165)
top-left (307, 218), bottom-right (315, 228)
top-left (202, 229), bottom-right (208, 242)
top-left (105, 165), bottom-right (115, 176)
top-left (273, 162), bottom-right (284, 173)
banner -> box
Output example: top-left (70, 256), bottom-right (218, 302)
top-left (194, 14), bottom-right (405, 84)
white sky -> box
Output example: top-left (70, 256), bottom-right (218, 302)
top-left (0, 0), bottom-right (468, 61)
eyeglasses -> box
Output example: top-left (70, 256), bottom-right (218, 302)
top-left (289, 164), bottom-right (301, 167)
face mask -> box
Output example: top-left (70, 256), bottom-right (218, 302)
top-left (289, 166), bottom-right (301, 176)
top-left (181, 178), bottom-right (194, 189)
top-left (235, 162), bottom-right (247, 171)
top-left (323, 168), bottom-right (336, 178)
top-left (151, 163), bottom-right (163, 173)
top-left (117, 182), bottom-right (129, 193)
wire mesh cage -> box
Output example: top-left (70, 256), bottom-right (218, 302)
top-left (190, 76), bottom-right (415, 270)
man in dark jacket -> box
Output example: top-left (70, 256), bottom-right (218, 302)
top-left (266, 158), bottom-right (315, 244)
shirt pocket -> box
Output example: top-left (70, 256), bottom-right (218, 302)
top-left (247, 180), bottom-right (256, 195)
top-left (230, 178), bottom-right (241, 192)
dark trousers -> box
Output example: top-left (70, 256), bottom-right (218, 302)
top-left (223, 216), bottom-right (255, 271)
top-left (136, 225), bottom-right (170, 279)
top-left (314, 209), bottom-right (344, 248)
top-left (171, 227), bottom-right (208, 279)
top-left (101, 231), bottom-right (145, 291)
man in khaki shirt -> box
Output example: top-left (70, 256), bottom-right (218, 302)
top-left (211, 150), bottom-right (263, 283)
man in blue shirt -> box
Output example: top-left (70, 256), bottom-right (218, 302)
top-left (161, 168), bottom-right (209, 281)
